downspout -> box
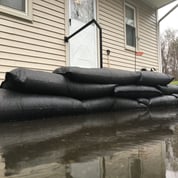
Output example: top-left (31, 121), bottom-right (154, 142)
top-left (157, 4), bottom-right (178, 72)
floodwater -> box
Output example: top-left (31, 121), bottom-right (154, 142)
top-left (1, 109), bottom-right (178, 178)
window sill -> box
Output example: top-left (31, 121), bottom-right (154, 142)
top-left (0, 5), bottom-right (32, 22)
top-left (125, 45), bottom-right (137, 52)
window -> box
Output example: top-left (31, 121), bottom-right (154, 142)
top-left (0, 0), bottom-right (32, 20)
top-left (125, 4), bottom-right (137, 49)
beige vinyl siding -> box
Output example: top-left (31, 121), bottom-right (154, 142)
top-left (136, 2), bottom-right (158, 70)
top-left (0, 0), bottom-right (66, 83)
top-left (0, 0), bottom-right (159, 84)
top-left (98, 0), bottom-right (158, 71)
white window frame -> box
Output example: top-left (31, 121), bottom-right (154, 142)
top-left (124, 3), bottom-right (137, 51)
top-left (0, 0), bottom-right (32, 21)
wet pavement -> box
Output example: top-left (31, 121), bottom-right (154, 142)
top-left (0, 109), bottom-right (178, 177)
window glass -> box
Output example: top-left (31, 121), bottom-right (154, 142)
top-left (125, 5), bottom-right (136, 48)
top-left (0, 0), bottom-right (25, 12)
top-left (126, 25), bottom-right (136, 47)
top-left (71, 0), bottom-right (94, 23)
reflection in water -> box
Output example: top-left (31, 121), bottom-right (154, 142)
top-left (166, 127), bottom-right (178, 178)
top-left (129, 158), bottom-right (141, 178)
top-left (0, 109), bottom-right (178, 177)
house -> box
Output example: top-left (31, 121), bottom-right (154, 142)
top-left (0, 0), bottom-right (175, 84)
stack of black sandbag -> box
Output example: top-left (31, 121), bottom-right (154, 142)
top-left (0, 67), bottom-right (176, 120)
top-left (53, 67), bottom-right (176, 111)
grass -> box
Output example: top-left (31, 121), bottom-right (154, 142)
top-left (171, 80), bottom-right (178, 85)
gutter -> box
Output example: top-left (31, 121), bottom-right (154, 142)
top-left (158, 3), bottom-right (178, 23)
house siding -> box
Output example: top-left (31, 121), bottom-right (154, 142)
top-left (98, 0), bottom-right (159, 71)
top-left (0, 0), bottom-right (159, 83)
top-left (0, 0), bottom-right (66, 82)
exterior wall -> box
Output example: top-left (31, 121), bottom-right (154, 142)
top-left (0, 0), bottom-right (159, 83)
top-left (98, 0), bottom-right (159, 71)
top-left (0, 0), bottom-right (66, 83)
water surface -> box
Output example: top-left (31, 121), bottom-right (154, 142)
top-left (0, 109), bottom-right (178, 178)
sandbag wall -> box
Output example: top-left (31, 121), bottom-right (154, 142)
top-left (0, 67), bottom-right (177, 120)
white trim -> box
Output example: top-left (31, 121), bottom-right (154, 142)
top-left (65, 0), bottom-right (70, 66)
top-left (93, 0), bottom-right (99, 68)
top-left (124, 2), bottom-right (137, 51)
top-left (95, 0), bottom-right (100, 68)
top-left (68, 0), bottom-right (72, 66)
top-left (0, 0), bottom-right (32, 21)
top-left (157, 10), bottom-right (162, 72)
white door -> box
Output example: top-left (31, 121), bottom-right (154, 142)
top-left (69, 0), bottom-right (98, 68)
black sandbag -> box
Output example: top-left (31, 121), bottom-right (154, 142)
top-left (0, 89), bottom-right (84, 121)
top-left (1, 68), bottom-right (69, 96)
top-left (83, 97), bottom-right (114, 112)
top-left (157, 85), bottom-right (178, 95)
top-left (137, 98), bottom-right (150, 106)
top-left (113, 98), bottom-right (147, 111)
top-left (173, 94), bottom-right (178, 98)
top-left (149, 108), bottom-right (178, 120)
top-left (149, 95), bottom-right (178, 108)
top-left (69, 82), bottom-right (115, 99)
top-left (83, 97), bottom-right (147, 113)
top-left (53, 67), bottom-right (141, 84)
top-left (1, 68), bottom-right (116, 99)
top-left (138, 71), bottom-right (174, 86)
top-left (114, 85), bottom-right (162, 99)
